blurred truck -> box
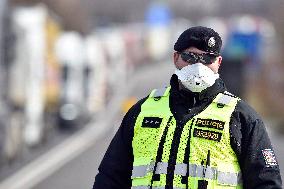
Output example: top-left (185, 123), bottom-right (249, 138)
top-left (55, 31), bottom-right (89, 130)
top-left (10, 4), bottom-right (62, 149)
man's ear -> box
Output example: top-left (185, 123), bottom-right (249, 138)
top-left (217, 56), bottom-right (222, 66)
top-left (173, 52), bottom-right (179, 68)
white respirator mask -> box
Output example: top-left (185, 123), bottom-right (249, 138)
top-left (175, 63), bottom-right (219, 93)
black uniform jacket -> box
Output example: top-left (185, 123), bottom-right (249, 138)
top-left (93, 75), bottom-right (282, 189)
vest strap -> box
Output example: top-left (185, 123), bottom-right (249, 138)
top-left (151, 87), bottom-right (169, 98)
top-left (216, 93), bottom-right (235, 106)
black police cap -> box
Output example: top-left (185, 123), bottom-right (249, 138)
top-left (174, 26), bottom-right (222, 55)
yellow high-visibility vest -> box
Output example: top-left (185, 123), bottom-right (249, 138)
top-left (132, 87), bottom-right (243, 189)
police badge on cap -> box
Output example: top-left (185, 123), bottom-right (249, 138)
top-left (208, 37), bottom-right (215, 48)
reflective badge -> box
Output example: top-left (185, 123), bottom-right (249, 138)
top-left (196, 118), bottom-right (225, 131)
top-left (262, 149), bottom-right (278, 166)
top-left (142, 117), bottom-right (162, 128)
top-left (193, 128), bottom-right (222, 142)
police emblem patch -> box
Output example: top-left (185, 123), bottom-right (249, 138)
top-left (262, 149), bottom-right (278, 166)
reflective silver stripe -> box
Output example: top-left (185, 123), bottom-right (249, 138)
top-left (155, 162), bottom-right (168, 174)
top-left (217, 171), bottom-right (242, 186)
top-left (155, 163), bottom-right (217, 178)
top-left (152, 87), bottom-right (168, 98)
top-left (187, 164), bottom-right (197, 177)
top-left (132, 186), bottom-right (149, 189)
top-left (196, 165), bottom-right (204, 177)
top-left (217, 94), bottom-right (234, 105)
top-left (174, 163), bottom-right (187, 176)
top-left (204, 166), bottom-right (217, 180)
top-left (132, 163), bottom-right (155, 178)
top-left (188, 164), bottom-right (217, 179)
top-left (155, 162), bottom-right (187, 176)
top-left (132, 163), bottom-right (217, 178)
top-left (132, 163), bottom-right (242, 186)
top-left (132, 162), bottom-right (189, 177)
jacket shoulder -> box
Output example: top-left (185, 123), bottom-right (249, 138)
top-left (234, 99), bottom-right (263, 122)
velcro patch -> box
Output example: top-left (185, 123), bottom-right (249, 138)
top-left (193, 128), bottom-right (222, 142)
top-left (142, 117), bottom-right (163, 128)
top-left (262, 149), bottom-right (278, 167)
top-left (196, 118), bottom-right (225, 130)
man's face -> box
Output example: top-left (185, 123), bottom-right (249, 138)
top-left (173, 47), bottom-right (222, 73)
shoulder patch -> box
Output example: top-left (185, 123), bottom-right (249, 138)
top-left (262, 149), bottom-right (278, 167)
top-left (193, 128), bottom-right (222, 142)
top-left (142, 117), bottom-right (163, 128)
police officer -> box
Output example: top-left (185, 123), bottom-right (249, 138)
top-left (93, 26), bottom-right (282, 189)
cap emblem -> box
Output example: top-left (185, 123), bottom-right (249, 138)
top-left (208, 37), bottom-right (215, 48)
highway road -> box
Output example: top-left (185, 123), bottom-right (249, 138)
top-left (0, 61), bottom-right (283, 189)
